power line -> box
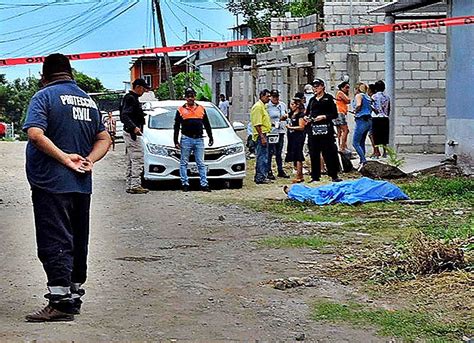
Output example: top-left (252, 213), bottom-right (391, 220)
top-left (1, 12), bottom-right (83, 37)
top-left (168, 0), bottom-right (224, 39)
top-left (6, 2), bottom-right (108, 56)
top-left (1, 3), bottom-right (51, 22)
top-left (46, 1), bottom-right (140, 55)
top-left (163, 0), bottom-right (195, 39)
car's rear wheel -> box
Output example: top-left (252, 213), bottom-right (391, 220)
top-left (228, 179), bottom-right (243, 189)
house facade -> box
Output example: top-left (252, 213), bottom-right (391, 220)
top-left (129, 55), bottom-right (186, 90)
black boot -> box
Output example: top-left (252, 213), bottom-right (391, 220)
top-left (71, 284), bottom-right (85, 315)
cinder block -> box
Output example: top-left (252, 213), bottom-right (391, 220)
top-left (421, 80), bottom-right (438, 88)
top-left (403, 80), bottom-right (421, 89)
top-left (397, 98), bottom-right (412, 107)
top-left (398, 144), bottom-right (426, 153)
top-left (359, 62), bottom-right (369, 71)
top-left (429, 71), bottom-right (445, 79)
top-left (359, 53), bottom-right (376, 62)
top-left (438, 107), bottom-right (446, 115)
top-left (403, 44), bottom-right (419, 52)
top-left (428, 116), bottom-right (444, 126)
top-left (360, 71), bottom-right (377, 82)
top-left (403, 107), bottom-right (421, 116)
top-left (421, 107), bottom-right (435, 116)
top-left (412, 71), bottom-right (429, 80)
top-left (421, 61), bottom-right (438, 71)
top-left (397, 116), bottom-right (411, 125)
top-left (396, 71), bottom-right (412, 80)
top-left (411, 52), bottom-right (428, 61)
top-left (369, 62), bottom-right (384, 71)
top-left (396, 52), bottom-right (411, 61)
top-left (413, 136), bottom-right (428, 144)
top-left (404, 61), bottom-right (420, 70)
top-left (395, 80), bottom-right (404, 89)
top-left (397, 135), bottom-right (413, 144)
top-left (438, 80), bottom-right (446, 89)
top-left (421, 126), bottom-right (438, 134)
top-left (329, 44), bottom-right (349, 53)
top-left (437, 126), bottom-right (446, 135)
top-left (411, 116), bottom-right (429, 125)
top-left (438, 61), bottom-right (446, 70)
top-left (403, 126), bottom-right (421, 134)
top-left (375, 53), bottom-right (385, 62)
top-left (412, 98), bottom-right (429, 107)
top-left (429, 135), bottom-right (446, 145)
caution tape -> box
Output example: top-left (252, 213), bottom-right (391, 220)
top-left (1, 16), bottom-right (472, 67)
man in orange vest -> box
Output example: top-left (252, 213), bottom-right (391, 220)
top-left (174, 87), bottom-right (214, 192)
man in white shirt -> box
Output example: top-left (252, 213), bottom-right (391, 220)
top-left (218, 94), bottom-right (230, 120)
top-left (266, 89), bottom-right (289, 179)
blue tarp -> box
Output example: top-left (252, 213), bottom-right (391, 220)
top-left (287, 177), bottom-right (409, 205)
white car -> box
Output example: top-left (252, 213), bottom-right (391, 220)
top-left (141, 100), bottom-right (246, 188)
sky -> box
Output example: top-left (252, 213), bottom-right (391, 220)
top-left (0, 0), bottom-right (236, 90)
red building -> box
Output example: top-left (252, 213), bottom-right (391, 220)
top-left (129, 56), bottom-right (187, 90)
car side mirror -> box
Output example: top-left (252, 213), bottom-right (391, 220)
top-left (232, 121), bottom-right (245, 131)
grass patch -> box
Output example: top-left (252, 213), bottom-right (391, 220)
top-left (312, 301), bottom-right (463, 341)
top-left (400, 176), bottom-right (474, 203)
top-left (259, 235), bottom-right (329, 249)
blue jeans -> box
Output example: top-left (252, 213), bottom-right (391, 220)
top-left (180, 135), bottom-right (208, 187)
top-left (255, 135), bottom-right (269, 183)
top-left (267, 132), bottom-right (285, 175)
top-left (352, 118), bottom-right (372, 164)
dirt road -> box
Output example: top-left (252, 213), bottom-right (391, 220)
top-left (0, 142), bottom-right (382, 342)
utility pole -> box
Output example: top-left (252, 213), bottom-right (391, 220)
top-left (153, 0), bottom-right (175, 99)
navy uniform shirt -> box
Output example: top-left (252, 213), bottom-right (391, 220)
top-left (23, 80), bottom-right (105, 194)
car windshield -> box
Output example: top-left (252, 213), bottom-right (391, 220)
top-left (148, 106), bottom-right (229, 130)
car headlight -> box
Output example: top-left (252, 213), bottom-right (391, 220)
top-left (223, 143), bottom-right (244, 155)
top-left (147, 143), bottom-right (176, 156)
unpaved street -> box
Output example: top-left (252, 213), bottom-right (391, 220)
top-left (0, 142), bottom-right (381, 342)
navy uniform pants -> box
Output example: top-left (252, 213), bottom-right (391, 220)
top-left (32, 187), bottom-right (91, 288)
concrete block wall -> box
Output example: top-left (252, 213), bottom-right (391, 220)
top-left (323, 1), bottom-right (447, 153)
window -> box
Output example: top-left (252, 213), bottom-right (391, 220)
top-left (143, 74), bottom-right (152, 87)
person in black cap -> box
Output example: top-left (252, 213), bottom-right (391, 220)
top-left (120, 78), bottom-right (151, 194)
top-left (23, 53), bottom-right (111, 321)
top-left (174, 87), bottom-right (214, 192)
top-left (305, 78), bottom-right (342, 183)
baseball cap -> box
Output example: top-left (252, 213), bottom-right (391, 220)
top-left (132, 78), bottom-right (151, 90)
top-left (270, 89), bottom-right (280, 97)
top-left (294, 92), bottom-right (304, 101)
top-left (184, 87), bottom-right (196, 97)
top-left (312, 78), bottom-right (325, 87)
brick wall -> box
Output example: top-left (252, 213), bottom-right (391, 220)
top-left (323, 1), bottom-right (447, 153)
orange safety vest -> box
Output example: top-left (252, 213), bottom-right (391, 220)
top-left (178, 104), bottom-right (205, 120)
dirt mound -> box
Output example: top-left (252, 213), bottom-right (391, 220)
top-left (359, 161), bottom-right (407, 179)
top-left (415, 162), bottom-right (467, 178)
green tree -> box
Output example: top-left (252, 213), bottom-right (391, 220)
top-left (227, 0), bottom-right (323, 53)
top-left (72, 69), bottom-right (105, 93)
top-left (155, 71), bottom-right (211, 100)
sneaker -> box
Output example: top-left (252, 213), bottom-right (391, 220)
top-left (182, 184), bottom-right (190, 192)
top-left (332, 178), bottom-right (343, 182)
top-left (267, 172), bottom-right (276, 180)
top-left (25, 305), bottom-right (74, 322)
top-left (277, 172), bottom-right (290, 178)
top-left (200, 185), bottom-right (211, 192)
top-left (126, 186), bottom-right (149, 194)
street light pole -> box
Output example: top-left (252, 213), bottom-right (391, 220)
top-left (153, 0), bottom-right (175, 99)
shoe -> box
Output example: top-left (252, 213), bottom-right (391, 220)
top-left (357, 162), bottom-right (367, 172)
top-left (126, 186), bottom-right (149, 194)
top-left (25, 305), bottom-right (74, 322)
top-left (292, 178), bottom-right (304, 183)
top-left (71, 299), bottom-right (82, 315)
top-left (277, 172), bottom-right (290, 178)
top-left (332, 178), bottom-right (343, 182)
top-left (200, 185), bottom-right (211, 192)
top-left (308, 178), bottom-right (320, 183)
top-left (182, 184), bottom-right (190, 192)
top-left (267, 172), bottom-right (276, 180)
top-left (255, 179), bottom-right (273, 185)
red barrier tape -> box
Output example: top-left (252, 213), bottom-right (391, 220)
top-left (1, 16), bottom-right (472, 67)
